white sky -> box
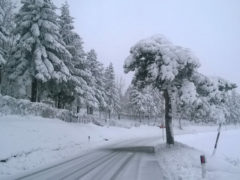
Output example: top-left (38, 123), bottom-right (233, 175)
top-left (16, 0), bottom-right (240, 90)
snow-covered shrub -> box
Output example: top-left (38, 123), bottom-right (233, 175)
top-left (0, 95), bottom-right (77, 122)
top-left (41, 108), bottom-right (55, 118)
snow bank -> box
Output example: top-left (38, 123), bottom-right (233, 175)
top-left (154, 143), bottom-right (240, 180)
top-left (0, 95), bottom-right (139, 128)
top-left (176, 129), bottom-right (240, 166)
top-left (176, 129), bottom-right (240, 179)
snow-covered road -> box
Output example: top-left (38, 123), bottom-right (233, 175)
top-left (13, 133), bottom-right (240, 180)
top-left (14, 137), bottom-right (163, 180)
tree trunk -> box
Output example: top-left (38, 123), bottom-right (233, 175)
top-left (0, 68), bottom-right (2, 85)
top-left (0, 68), bottom-right (2, 94)
top-left (87, 106), bottom-right (89, 114)
top-left (57, 93), bottom-right (62, 109)
top-left (178, 112), bottom-right (183, 130)
top-left (108, 110), bottom-right (111, 119)
top-left (90, 107), bottom-right (93, 114)
top-left (163, 89), bottom-right (174, 145)
top-left (99, 109), bottom-right (101, 118)
top-left (178, 117), bottom-right (182, 130)
top-left (31, 77), bottom-right (38, 102)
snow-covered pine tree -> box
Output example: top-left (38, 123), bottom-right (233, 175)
top-left (124, 35), bottom-right (235, 144)
top-left (86, 49), bottom-right (106, 114)
top-left (151, 88), bottom-right (165, 121)
top-left (128, 86), bottom-right (146, 121)
top-left (0, 0), bottom-right (15, 93)
top-left (191, 75), bottom-right (236, 123)
top-left (104, 63), bottom-right (120, 119)
top-left (225, 90), bottom-right (240, 124)
top-left (0, 0), bottom-right (15, 31)
top-left (173, 80), bottom-right (197, 128)
top-left (59, 2), bottom-right (84, 57)
top-left (7, 0), bottom-right (72, 102)
top-left (143, 88), bottom-right (158, 120)
top-left (57, 2), bottom-right (96, 110)
top-left (121, 85), bottom-right (132, 117)
top-left (115, 77), bottom-right (125, 119)
top-left (0, 2), bottom-right (7, 87)
top-left (0, 1), bottom-right (7, 66)
top-left (124, 35), bottom-right (201, 144)
top-left (127, 86), bottom-right (158, 122)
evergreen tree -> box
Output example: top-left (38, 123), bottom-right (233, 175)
top-left (0, 0), bottom-right (15, 31)
top-left (86, 49), bottom-right (106, 113)
top-left (0, 1), bottom-right (7, 86)
top-left (151, 88), bottom-right (165, 119)
top-left (128, 87), bottom-right (146, 120)
top-left (57, 1), bottom-right (95, 110)
top-left (115, 77), bottom-right (125, 119)
top-left (143, 88), bottom-right (158, 119)
top-left (0, 0), bottom-right (15, 93)
top-left (127, 86), bottom-right (158, 122)
top-left (124, 35), bottom-right (199, 144)
top-left (190, 75), bottom-right (236, 123)
top-left (7, 0), bottom-right (71, 102)
top-left (59, 2), bottom-right (84, 57)
top-left (124, 35), bottom-right (235, 144)
top-left (104, 63), bottom-right (120, 119)
top-left (0, 2), bottom-right (7, 66)
top-left (225, 90), bottom-right (240, 124)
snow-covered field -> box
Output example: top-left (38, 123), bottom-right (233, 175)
top-left (0, 115), bottom-right (239, 179)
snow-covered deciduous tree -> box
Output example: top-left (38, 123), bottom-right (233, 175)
top-left (104, 63), bottom-right (120, 119)
top-left (7, 0), bottom-right (71, 102)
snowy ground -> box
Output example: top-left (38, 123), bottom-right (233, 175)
top-left (0, 115), bottom-right (239, 179)
top-left (176, 128), bottom-right (240, 179)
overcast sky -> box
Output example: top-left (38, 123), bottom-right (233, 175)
top-left (16, 0), bottom-right (240, 90)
